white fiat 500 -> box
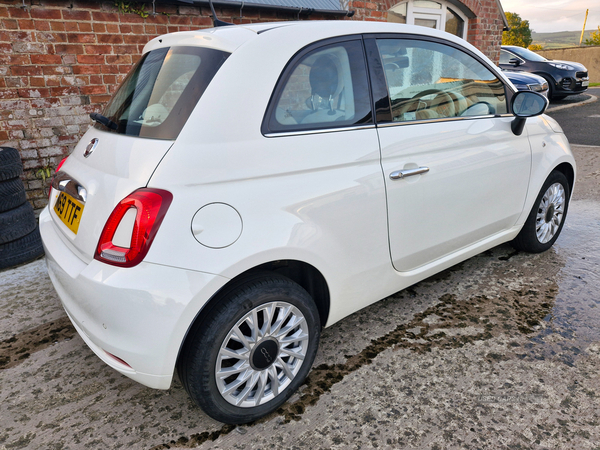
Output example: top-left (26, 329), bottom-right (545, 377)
top-left (40, 21), bottom-right (575, 424)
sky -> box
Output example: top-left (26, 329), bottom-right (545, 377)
top-left (500, 0), bottom-right (599, 34)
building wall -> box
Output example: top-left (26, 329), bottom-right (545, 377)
top-left (1, 0), bottom-right (504, 210)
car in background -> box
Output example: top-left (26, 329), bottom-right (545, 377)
top-left (500, 45), bottom-right (588, 100)
top-left (40, 21), bottom-right (575, 425)
top-left (503, 70), bottom-right (549, 98)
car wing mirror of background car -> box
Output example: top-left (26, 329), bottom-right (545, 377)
top-left (509, 58), bottom-right (521, 66)
top-left (511, 91), bottom-right (549, 136)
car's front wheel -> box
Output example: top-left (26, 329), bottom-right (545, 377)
top-left (178, 273), bottom-right (321, 424)
top-left (512, 170), bottom-right (570, 253)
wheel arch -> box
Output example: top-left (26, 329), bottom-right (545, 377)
top-left (175, 259), bottom-right (330, 368)
top-left (553, 162), bottom-right (575, 196)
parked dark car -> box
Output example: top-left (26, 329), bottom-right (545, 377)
top-left (503, 70), bottom-right (549, 98)
top-left (500, 45), bottom-right (588, 100)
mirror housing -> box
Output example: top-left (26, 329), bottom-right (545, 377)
top-left (508, 57), bottom-right (521, 66)
top-left (510, 91), bottom-right (549, 136)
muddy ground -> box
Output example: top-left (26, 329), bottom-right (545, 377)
top-left (1, 144), bottom-right (599, 450)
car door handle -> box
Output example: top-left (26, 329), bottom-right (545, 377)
top-left (389, 166), bottom-right (430, 180)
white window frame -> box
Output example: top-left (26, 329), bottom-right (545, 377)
top-left (389, 0), bottom-right (469, 40)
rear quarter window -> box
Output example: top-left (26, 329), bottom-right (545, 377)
top-left (98, 46), bottom-right (229, 140)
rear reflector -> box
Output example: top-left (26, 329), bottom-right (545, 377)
top-left (94, 188), bottom-right (173, 268)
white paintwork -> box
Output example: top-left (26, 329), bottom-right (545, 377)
top-left (40, 21), bottom-right (576, 390)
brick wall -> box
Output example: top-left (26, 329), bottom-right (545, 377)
top-left (1, 0), bottom-right (504, 211)
top-left (0, 0), bottom-right (330, 210)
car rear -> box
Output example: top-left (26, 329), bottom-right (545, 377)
top-left (39, 29), bottom-right (249, 388)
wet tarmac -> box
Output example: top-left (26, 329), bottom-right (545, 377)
top-left (1, 144), bottom-right (599, 449)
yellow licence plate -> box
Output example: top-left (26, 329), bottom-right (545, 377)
top-left (54, 191), bottom-right (84, 234)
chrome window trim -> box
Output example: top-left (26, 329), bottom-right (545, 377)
top-left (377, 115), bottom-right (499, 127)
top-left (264, 124), bottom-right (377, 138)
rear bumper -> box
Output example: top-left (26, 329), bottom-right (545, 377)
top-left (39, 206), bottom-right (227, 389)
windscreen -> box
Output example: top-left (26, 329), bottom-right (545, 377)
top-left (508, 46), bottom-right (547, 62)
top-left (97, 46), bottom-right (229, 140)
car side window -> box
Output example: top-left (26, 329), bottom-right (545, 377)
top-left (265, 40), bottom-right (372, 133)
top-left (376, 39), bottom-right (507, 122)
top-left (499, 49), bottom-right (513, 65)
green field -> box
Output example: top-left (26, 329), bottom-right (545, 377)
top-left (532, 30), bottom-right (597, 49)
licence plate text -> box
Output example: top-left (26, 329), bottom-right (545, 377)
top-left (54, 191), bottom-right (84, 234)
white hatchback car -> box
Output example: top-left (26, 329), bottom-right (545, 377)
top-left (40, 21), bottom-right (575, 424)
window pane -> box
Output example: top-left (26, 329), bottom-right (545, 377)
top-left (413, 0), bottom-right (442, 9)
top-left (376, 39), bottom-right (507, 122)
top-left (99, 46), bottom-right (229, 140)
top-left (414, 18), bottom-right (438, 28)
top-left (267, 41), bottom-right (372, 132)
top-left (388, 2), bottom-right (407, 23)
top-left (445, 7), bottom-right (464, 37)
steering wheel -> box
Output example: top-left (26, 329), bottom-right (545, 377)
top-left (395, 89), bottom-right (456, 119)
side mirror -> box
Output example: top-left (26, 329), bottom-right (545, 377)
top-left (508, 58), bottom-right (521, 66)
top-left (511, 91), bottom-right (549, 136)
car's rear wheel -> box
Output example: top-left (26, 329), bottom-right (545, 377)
top-left (512, 170), bottom-right (570, 253)
top-left (178, 273), bottom-right (320, 424)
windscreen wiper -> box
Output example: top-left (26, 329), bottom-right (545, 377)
top-left (90, 112), bottom-right (118, 130)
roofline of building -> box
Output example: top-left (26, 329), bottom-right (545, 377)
top-left (495, 0), bottom-right (509, 31)
top-left (151, 0), bottom-right (355, 17)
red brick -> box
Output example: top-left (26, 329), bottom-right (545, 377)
top-left (169, 15), bottom-right (191, 25)
top-left (67, 33), bottom-right (96, 44)
top-left (93, 22), bottom-right (106, 33)
top-left (62, 10), bottom-right (91, 21)
top-left (42, 65), bottom-right (72, 76)
top-left (64, 22), bottom-right (79, 32)
top-left (54, 44), bottom-right (84, 54)
top-left (123, 35), bottom-right (149, 45)
top-left (191, 17), bottom-right (213, 27)
top-left (84, 44), bottom-right (113, 55)
top-left (106, 54), bottom-right (131, 65)
top-left (113, 44), bottom-right (138, 55)
top-left (81, 85), bottom-right (107, 95)
top-left (31, 8), bottom-right (63, 20)
top-left (120, 13), bottom-right (144, 24)
top-left (73, 65), bottom-right (101, 75)
top-left (37, 21), bottom-right (57, 33)
top-left (30, 77), bottom-right (46, 87)
top-left (100, 64), bottom-right (119, 74)
top-left (106, 23), bottom-right (119, 34)
top-left (2, 19), bottom-right (19, 29)
top-left (11, 65), bottom-right (43, 76)
top-left (8, 7), bottom-right (30, 18)
top-left (102, 74), bottom-right (117, 85)
top-left (31, 54), bottom-right (63, 64)
top-left (50, 86), bottom-right (79, 96)
top-left (148, 14), bottom-right (168, 25)
top-left (45, 75), bottom-right (61, 86)
top-left (38, 32), bottom-right (67, 43)
top-left (120, 24), bottom-right (132, 34)
top-left (18, 88), bottom-right (51, 98)
top-left (89, 94), bottom-right (111, 104)
top-left (98, 34), bottom-right (123, 44)
top-left (79, 22), bottom-right (93, 33)
top-left (77, 54), bottom-right (105, 64)
top-left (89, 75), bottom-right (102, 84)
top-left (92, 11), bottom-right (118, 22)
top-left (18, 19), bottom-right (35, 29)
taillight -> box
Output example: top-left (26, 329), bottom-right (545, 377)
top-left (49, 156), bottom-right (68, 198)
top-left (94, 188), bottom-right (173, 268)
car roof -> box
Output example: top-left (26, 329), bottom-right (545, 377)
top-left (143, 21), bottom-right (481, 56)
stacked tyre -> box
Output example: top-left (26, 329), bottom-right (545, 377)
top-left (0, 147), bottom-right (45, 270)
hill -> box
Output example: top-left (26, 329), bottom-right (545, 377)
top-left (532, 30), bottom-right (597, 49)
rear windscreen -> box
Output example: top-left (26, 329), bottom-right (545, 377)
top-left (97, 46), bottom-right (229, 140)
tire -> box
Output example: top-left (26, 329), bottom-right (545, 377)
top-left (0, 202), bottom-right (37, 244)
top-left (178, 273), bottom-right (321, 424)
top-left (0, 177), bottom-right (27, 213)
top-left (512, 171), bottom-right (570, 253)
top-left (0, 147), bottom-right (23, 181)
top-left (0, 226), bottom-right (44, 270)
